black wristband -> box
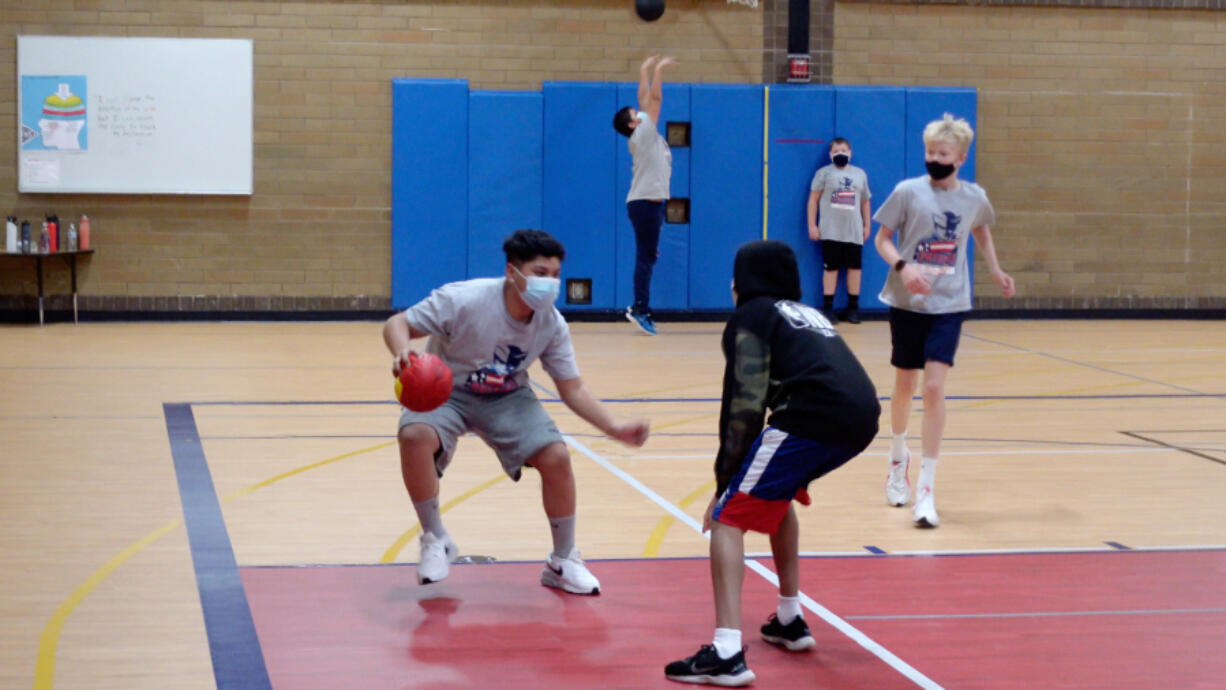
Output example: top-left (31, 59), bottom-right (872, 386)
top-left (893, 259), bottom-right (907, 272)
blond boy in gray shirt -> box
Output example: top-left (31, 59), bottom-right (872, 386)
top-left (873, 115), bottom-right (1014, 528)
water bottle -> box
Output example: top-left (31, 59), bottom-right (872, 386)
top-left (20, 220), bottom-right (30, 253)
top-left (4, 216), bottom-right (15, 253)
top-left (47, 214), bottom-right (58, 253)
top-left (67, 223), bottom-right (78, 252)
top-left (39, 222), bottom-right (49, 253)
top-left (79, 215), bottom-right (91, 251)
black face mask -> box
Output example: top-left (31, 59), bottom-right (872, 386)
top-left (832, 153), bottom-right (850, 167)
top-left (926, 160), bottom-right (956, 180)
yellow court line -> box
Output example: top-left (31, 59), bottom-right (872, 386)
top-left (35, 519), bottom-right (181, 690)
top-left (644, 479), bottom-right (717, 557)
top-left (379, 473), bottom-right (509, 563)
top-left (36, 439), bottom-right (396, 690)
top-left (223, 441), bottom-right (396, 501)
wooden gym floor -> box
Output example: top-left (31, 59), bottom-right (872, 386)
top-left (2, 319), bottom-right (1224, 688)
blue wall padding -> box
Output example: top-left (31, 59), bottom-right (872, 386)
top-left (615, 83), bottom-right (691, 311)
top-left (689, 85), bottom-right (765, 309)
top-left (467, 91), bottom-right (543, 278)
top-left (542, 82), bottom-right (618, 310)
top-left (905, 88), bottom-right (978, 180)
top-left (390, 81), bottom-right (978, 314)
top-left (833, 86), bottom-right (907, 312)
top-left (391, 79), bottom-right (469, 309)
top-left (767, 85), bottom-right (835, 306)
top-left (905, 87), bottom-right (979, 287)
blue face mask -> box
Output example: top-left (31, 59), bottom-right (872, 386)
top-left (513, 266), bottom-right (561, 310)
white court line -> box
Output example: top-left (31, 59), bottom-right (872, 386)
top-left (848, 607), bottom-right (1226, 621)
top-left (752, 544), bottom-right (1226, 558)
top-left (564, 434), bottom-right (943, 690)
top-left (629, 447), bottom-right (1181, 460)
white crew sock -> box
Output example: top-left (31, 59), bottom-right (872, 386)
top-left (777, 595), bottom-right (802, 625)
top-left (891, 432), bottom-right (908, 461)
top-left (412, 497), bottom-right (446, 538)
top-left (919, 456), bottom-right (938, 492)
top-left (548, 514), bottom-right (576, 560)
top-left (712, 628), bottom-right (742, 659)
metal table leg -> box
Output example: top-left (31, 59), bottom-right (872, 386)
top-left (36, 254), bottom-right (44, 326)
top-left (70, 253), bottom-right (79, 324)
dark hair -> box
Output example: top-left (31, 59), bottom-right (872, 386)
top-left (829, 137), bottom-right (850, 152)
top-left (612, 106), bottom-right (635, 138)
top-left (503, 229), bottom-right (566, 265)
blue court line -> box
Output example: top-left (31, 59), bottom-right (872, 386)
top-left (864, 545), bottom-right (887, 554)
top-left (200, 434), bottom-right (394, 440)
top-left (183, 392), bottom-right (1226, 407)
top-left (846, 607), bottom-right (1226, 621)
top-left (162, 403), bottom-right (271, 690)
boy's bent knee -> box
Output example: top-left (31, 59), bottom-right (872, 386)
top-left (399, 423), bottom-right (440, 452)
top-left (526, 442), bottom-right (571, 474)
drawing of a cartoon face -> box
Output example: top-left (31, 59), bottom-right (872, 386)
top-left (38, 83), bottom-right (86, 150)
top-left (37, 118), bottom-right (85, 150)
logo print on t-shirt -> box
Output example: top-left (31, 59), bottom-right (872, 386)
top-left (776, 301), bottom-right (837, 338)
top-left (830, 177), bottom-right (857, 210)
top-left (467, 344), bottom-right (527, 394)
top-left (912, 211), bottom-right (961, 275)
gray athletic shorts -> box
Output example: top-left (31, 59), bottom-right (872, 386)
top-left (398, 385), bottom-right (564, 481)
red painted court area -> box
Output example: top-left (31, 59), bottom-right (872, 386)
top-left (242, 550), bottom-right (1226, 689)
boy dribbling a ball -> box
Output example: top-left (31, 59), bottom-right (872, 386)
top-left (383, 229), bottom-right (649, 593)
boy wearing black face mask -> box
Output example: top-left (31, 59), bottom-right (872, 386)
top-left (383, 229), bottom-right (649, 594)
top-left (807, 137), bottom-right (873, 324)
top-left (872, 114), bottom-right (1015, 528)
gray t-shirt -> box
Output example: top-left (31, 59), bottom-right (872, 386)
top-left (810, 163), bottom-right (872, 244)
top-left (873, 176), bottom-right (996, 314)
top-left (626, 112), bottom-right (672, 202)
top-left (403, 277), bottom-right (580, 395)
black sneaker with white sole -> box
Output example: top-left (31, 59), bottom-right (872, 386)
top-left (760, 613), bottom-right (816, 651)
top-left (664, 644), bottom-right (755, 687)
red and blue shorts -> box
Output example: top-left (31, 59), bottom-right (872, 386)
top-left (713, 427), bottom-right (864, 534)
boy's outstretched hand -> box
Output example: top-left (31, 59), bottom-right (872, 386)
top-left (608, 420), bottom-right (650, 447)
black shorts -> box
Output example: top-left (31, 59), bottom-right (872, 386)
top-left (888, 308), bottom-right (967, 369)
top-left (820, 240), bottom-right (863, 271)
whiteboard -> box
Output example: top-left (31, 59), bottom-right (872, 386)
top-left (17, 36), bottom-right (252, 195)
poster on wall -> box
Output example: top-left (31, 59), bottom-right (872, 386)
top-left (21, 75), bottom-right (89, 152)
top-left (17, 36), bottom-right (252, 194)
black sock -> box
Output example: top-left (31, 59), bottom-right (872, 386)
top-left (823, 294), bottom-right (834, 312)
top-left (848, 294), bottom-right (859, 310)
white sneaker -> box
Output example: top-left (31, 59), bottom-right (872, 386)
top-left (886, 450), bottom-right (911, 507)
top-left (913, 486), bottom-right (939, 528)
top-left (541, 548), bottom-right (601, 595)
top-left (417, 531), bottom-right (458, 584)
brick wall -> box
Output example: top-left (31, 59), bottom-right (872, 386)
top-left (4, 1), bottom-right (1223, 315)
top-left (0, 0), bottom-right (762, 314)
top-left (834, 3), bottom-right (1226, 309)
